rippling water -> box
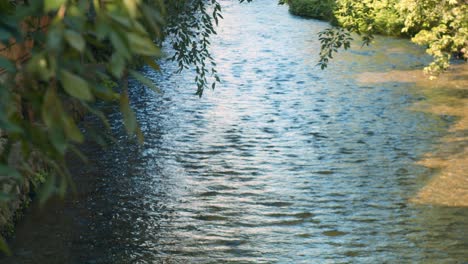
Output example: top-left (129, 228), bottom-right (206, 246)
top-left (3, 0), bottom-right (468, 263)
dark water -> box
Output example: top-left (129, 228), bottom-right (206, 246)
top-left (3, 0), bottom-right (468, 263)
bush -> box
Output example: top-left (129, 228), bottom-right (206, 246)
top-left (334, 0), bottom-right (405, 37)
top-left (288, 0), bottom-right (335, 21)
top-left (316, 0), bottom-right (467, 75)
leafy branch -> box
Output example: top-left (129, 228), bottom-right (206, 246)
top-left (0, 1), bottom-right (251, 252)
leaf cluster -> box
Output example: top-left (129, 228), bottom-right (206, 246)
top-left (317, 28), bottom-right (352, 69)
top-left (316, 0), bottom-right (467, 74)
top-left (0, 0), bottom-right (166, 209)
top-left (0, 0), bottom-right (241, 252)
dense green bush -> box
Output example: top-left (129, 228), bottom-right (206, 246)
top-left (334, 0), bottom-right (405, 37)
top-left (286, 0), bottom-right (335, 21)
top-left (399, 0), bottom-right (468, 74)
top-left (304, 0), bottom-right (468, 75)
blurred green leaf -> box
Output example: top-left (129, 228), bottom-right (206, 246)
top-left (110, 31), bottom-right (131, 60)
top-left (41, 87), bottom-right (60, 129)
top-left (64, 29), bottom-right (85, 52)
top-left (0, 235), bottom-right (11, 256)
top-left (109, 13), bottom-right (133, 28)
top-left (62, 116), bottom-right (84, 143)
top-left (127, 33), bottom-right (161, 56)
top-left (135, 123), bottom-right (144, 144)
top-left (120, 92), bottom-right (137, 135)
top-left (49, 125), bottom-right (68, 155)
top-left (143, 56), bottom-right (161, 72)
top-left (44, 0), bottom-right (66, 11)
top-left (38, 174), bottom-right (55, 206)
top-left (42, 88), bottom-right (68, 154)
top-left (95, 17), bottom-right (110, 40)
top-left (46, 27), bottom-right (64, 52)
top-left (123, 0), bottom-right (138, 18)
top-left (129, 70), bottom-right (161, 93)
top-left (60, 70), bottom-right (93, 101)
top-left (110, 53), bottom-right (126, 78)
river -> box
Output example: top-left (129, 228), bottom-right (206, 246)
top-left (3, 0), bottom-right (468, 263)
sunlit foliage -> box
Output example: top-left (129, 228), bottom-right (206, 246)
top-left (399, 0), bottom-right (468, 74)
top-left (315, 0), bottom-right (467, 75)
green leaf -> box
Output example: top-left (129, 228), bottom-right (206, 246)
top-left (42, 88), bottom-right (68, 154)
top-left (64, 29), bottom-right (85, 52)
top-left (141, 7), bottom-right (163, 36)
top-left (123, 0), bottom-right (138, 18)
top-left (83, 103), bottom-right (111, 129)
top-left (110, 53), bottom-right (126, 78)
top-left (62, 116), bottom-right (84, 143)
top-left (58, 171), bottom-right (68, 196)
top-left (46, 27), bottom-right (63, 53)
top-left (95, 18), bottom-right (110, 40)
top-left (127, 33), bottom-right (161, 56)
top-left (143, 56), bottom-right (161, 72)
top-left (44, 0), bottom-right (66, 11)
top-left (129, 70), bottom-right (161, 93)
top-left (110, 31), bottom-right (131, 60)
top-left (38, 174), bottom-right (55, 206)
top-left (49, 125), bottom-right (68, 155)
top-left (60, 70), bottom-right (93, 101)
top-left (26, 54), bottom-right (54, 81)
top-left (120, 92), bottom-right (137, 134)
top-left (0, 235), bottom-right (11, 256)
top-left (136, 125), bottom-right (144, 144)
top-left (41, 87), bottom-right (60, 128)
top-left (109, 13), bottom-right (133, 28)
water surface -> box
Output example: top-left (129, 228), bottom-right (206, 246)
top-left (3, 0), bottom-right (468, 263)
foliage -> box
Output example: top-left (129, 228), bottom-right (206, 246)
top-left (284, 0), bottom-right (335, 21)
top-left (165, 0), bottom-right (223, 96)
top-left (399, 0), bottom-right (468, 74)
top-left (164, 0), bottom-right (251, 96)
top-left (317, 28), bottom-right (352, 69)
top-left (0, 0), bottom-right (165, 211)
top-left (287, 0), bottom-right (467, 75)
top-left (333, 0), bottom-right (404, 36)
top-left (0, 0), bottom-right (249, 254)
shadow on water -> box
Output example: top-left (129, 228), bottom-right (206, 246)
top-left (2, 0), bottom-right (468, 263)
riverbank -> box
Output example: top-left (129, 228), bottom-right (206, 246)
top-left (288, 0), bottom-right (468, 207)
top-left (356, 64), bottom-right (468, 207)
top-left (0, 99), bottom-right (86, 242)
top-left (285, 0), bottom-right (403, 36)
top-left (286, 0), bottom-right (467, 76)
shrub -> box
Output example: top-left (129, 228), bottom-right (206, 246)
top-left (288, 0), bottom-right (335, 21)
